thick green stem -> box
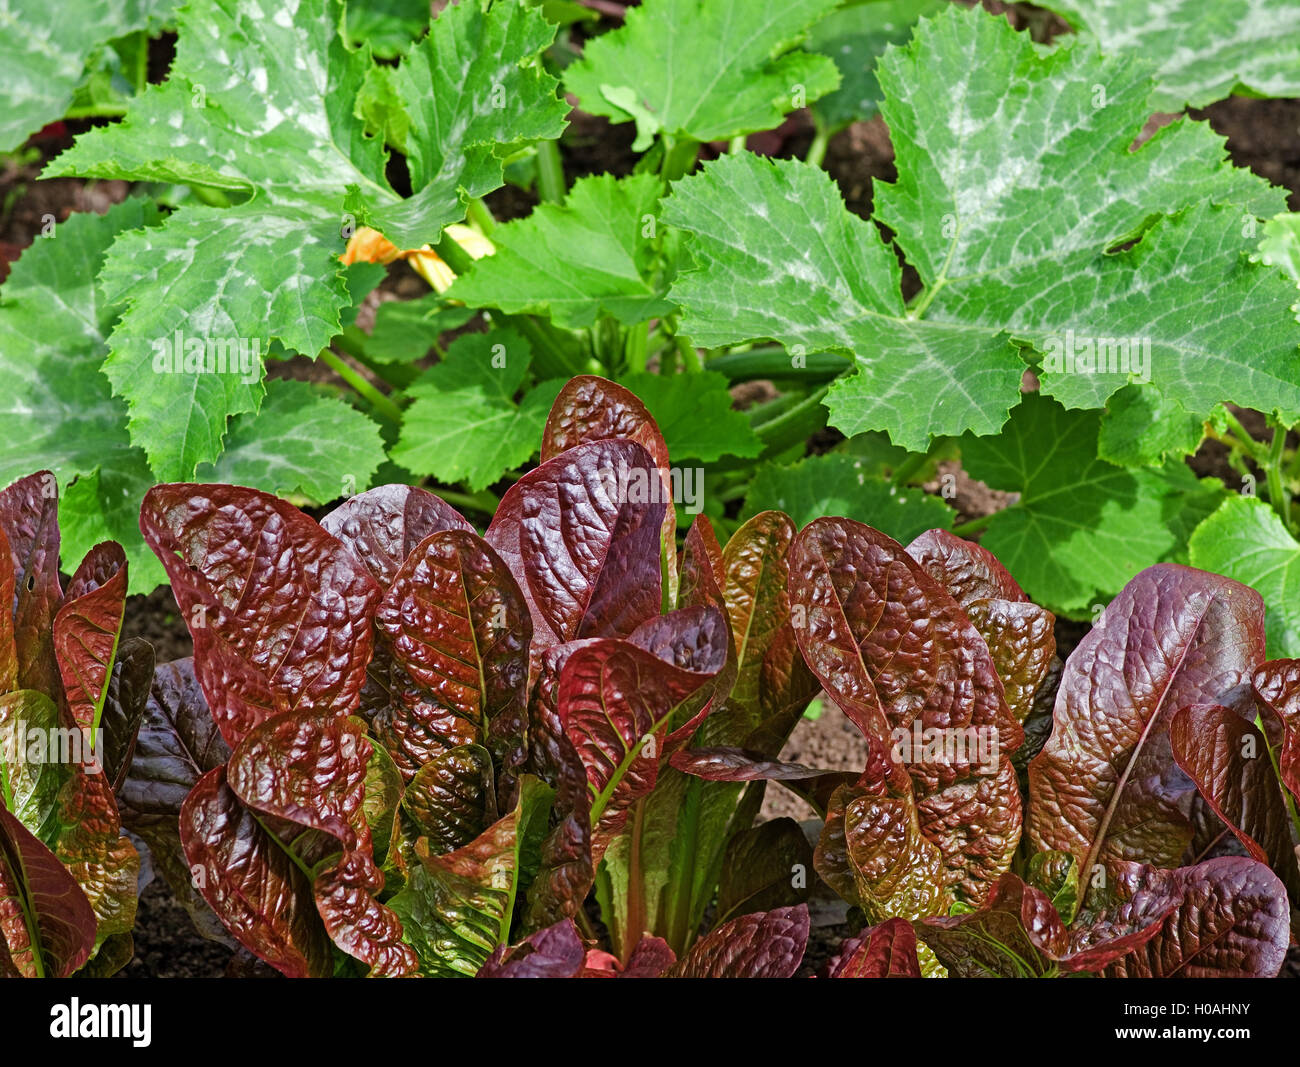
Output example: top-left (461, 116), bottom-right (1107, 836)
top-left (320, 349), bottom-right (403, 424)
top-left (707, 346), bottom-right (846, 383)
top-left (431, 487), bottom-right (500, 515)
top-left (805, 123), bottom-right (831, 169)
top-left (504, 314), bottom-right (591, 378)
top-left (890, 437), bottom-right (948, 486)
top-left (63, 104), bottom-right (127, 119)
top-left (890, 452), bottom-right (928, 487)
top-left (133, 30), bottom-right (148, 93)
top-left (434, 231), bottom-right (475, 275)
top-left (333, 329), bottom-right (411, 389)
top-left (624, 323), bottom-right (648, 374)
top-left (1266, 417), bottom-right (1293, 532)
top-left (465, 197), bottom-right (496, 236)
top-left (535, 138), bottom-right (567, 204)
top-left (1219, 409), bottom-right (1271, 466)
top-left (186, 184), bottom-right (236, 209)
top-left (661, 136), bottom-right (700, 183)
top-left (723, 386), bottom-right (830, 464)
top-left (674, 333), bottom-right (703, 373)
top-left (951, 513), bottom-right (995, 538)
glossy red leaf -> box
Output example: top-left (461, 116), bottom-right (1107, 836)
top-left (708, 511), bottom-right (801, 746)
top-left (53, 541), bottom-right (128, 734)
top-left (1028, 565), bottom-right (1266, 887)
top-left (180, 766), bottom-right (333, 978)
top-left (582, 935), bottom-right (676, 977)
top-left (789, 517), bottom-right (1022, 909)
top-left (119, 657), bottom-right (230, 941)
top-left (120, 658), bottom-right (231, 822)
top-left (478, 918), bottom-right (586, 977)
top-left (825, 917), bottom-right (921, 978)
top-left (916, 872), bottom-right (1162, 977)
top-left (0, 525), bottom-right (16, 692)
top-left (670, 746), bottom-right (827, 782)
top-left (140, 484), bottom-right (382, 748)
top-left (401, 744), bottom-right (497, 854)
top-left (226, 710), bottom-right (418, 975)
top-left (321, 484), bottom-right (473, 591)
top-left (98, 637), bottom-right (153, 793)
top-left (1074, 857), bottom-right (1290, 977)
top-left (541, 375), bottom-right (678, 603)
top-left (50, 770), bottom-right (139, 955)
top-left (558, 632), bottom-right (724, 854)
top-left (906, 528), bottom-right (1028, 604)
top-left (0, 471), bottom-right (62, 695)
top-left (0, 804), bottom-right (96, 977)
top-left (486, 439), bottom-right (664, 650)
top-left (909, 532), bottom-right (1056, 723)
top-left (1170, 702), bottom-right (1300, 897)
top-left (676, 514), bottom-right (725, 612)
top-left (541, 375), bottom-right (671, 469)
top-left (666, 903), bottom-right (808, 978)
top-left (375, 529), bottom-right (531, 799)
top-left (520, 641), bottom-right (599, 930)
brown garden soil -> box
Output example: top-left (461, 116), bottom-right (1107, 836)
top-left (3, 0), bottom-right (1298, 976)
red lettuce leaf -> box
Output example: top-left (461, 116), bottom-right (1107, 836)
top-left (53, 541), bottom-right (128, 734)
top-left (906, 528), bottom-right (1028, 604)
top-left (1073, 857), bottom-right (1290, 977)
top-left (180, 765), bottom-right (333, 978)
top-left (401, 744), bottom-right (497, 854)
top-left (374, 529), bottom-right (531, 799)
top-left (519, 641), bottom-right (599, 930)
top-left (0, 803), bottom-right (96, 977)
top-left (824, 917), bottom-right (921, 978)
top-left (789, 517), bottom-right (1022, 912)
top-left (1028, 565), bottom-right (1266, 887)
top-left (910, 528), bottom-right (1056, 724)
top-left (225, 710), bottom-right (417, 976)
top-left (707, 511), bottom-right (805, 748)
top-left (1170, 702), bottom-right (1300, 898)
top-left (478, 917), bottom-right (586, 977)
top-left (541, 375), bottom-right (677, 604)
top-left (714, 817), bottom-right (813, 925)
top-left (119, 657), bottom-right (231, 941)
top-left (49, 770), bottom-right (139, 960)
top-left (140, 484), bottom-right (382, 748)
top-left (0, 526), bottom-right (15, 692)
top-left (486, 439), bottom-right (664, 651)
top-left (321, 484), bottom-right (472, 591)
top-left (541, 375), bottom-right (671, 471)
top-left (666, 903), bottom-right (808, 978)
top-left (0, 471), bottom-right (62, 695)
top-left (916, 872), bottom-right (1162, 977)
top-left (677, 515), bottom-right (725, 613)
top-left (559, 628), bottom-right (725, 856)
top-left (670, 746), bottom-right (828, 782)
top-left (390, 776), bottom-right (554, 976)
top-left (582, 935), bottom-right (676, 977)
top-left (98, 637), bottom-right (153, 794)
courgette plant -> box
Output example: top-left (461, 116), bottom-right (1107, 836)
top-left (1, 0), bottom-right (1299, 641)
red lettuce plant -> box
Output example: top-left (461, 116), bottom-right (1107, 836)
top-left (130, 378), bottom-right (1296, 978)
top-left (134, 378), bottom-right (813, 976)
top-left (675, 523), bottom-right (1292, 977)
top-left (0, 471), bottom-right (146, 977)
